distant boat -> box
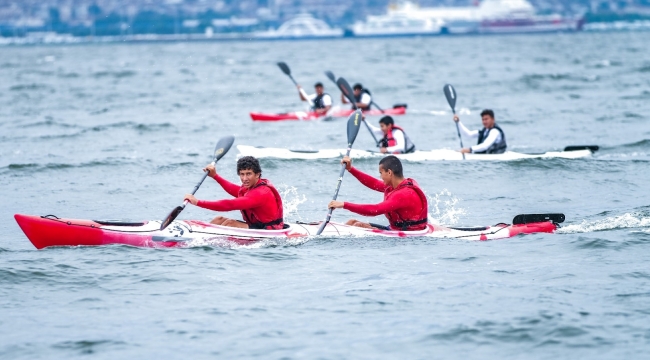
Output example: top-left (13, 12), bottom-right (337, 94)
top-left (348, 0), bottom-right (582, 37)
top-left (254, 14), bottom-right (343, 39)
top-left (348, 2), bottom-right (443, 37)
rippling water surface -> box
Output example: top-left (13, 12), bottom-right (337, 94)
top-left (1, 32), bottom-right (650, 358)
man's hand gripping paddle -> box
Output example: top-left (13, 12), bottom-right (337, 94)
top-left (443, 84), bottom-right (465, 160)
top-left (160, 136), bottom-right (235, 230)
top-left (316, 110), bottom-right (363, 235)
top-left (337, 77), bottom-right (381, 147)
top-left (278, 62), bottom-right (314, 108)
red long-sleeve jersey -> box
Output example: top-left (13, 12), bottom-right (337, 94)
top-left (343, 167), bottom-right (428, 230)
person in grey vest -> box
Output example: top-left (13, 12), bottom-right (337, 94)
top-left (297, 82), bottom-right (332, 114)
top-left (453, 109), bottom-right (507, 154)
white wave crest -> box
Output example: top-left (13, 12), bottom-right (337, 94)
top-left (559, 212), bottom-right (650, 234)
top-left (426, 189), bottom-right (466, 226)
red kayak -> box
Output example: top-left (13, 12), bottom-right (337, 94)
top-left (14, 213), bottom-right (563, 249)
top-left (250, 105), bottom-right (407, 122)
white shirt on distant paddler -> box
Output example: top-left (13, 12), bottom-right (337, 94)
top-left (308, 93), bottom-right (332, 107)
top-left (359, 92), bottom-right (372, 107)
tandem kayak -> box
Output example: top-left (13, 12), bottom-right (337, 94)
top-left (237, 145), bottom-right (599, 161)
top-left (250, 105), bottom-right (406, 122)
top-left (14, 213), bottom-right (564, 249)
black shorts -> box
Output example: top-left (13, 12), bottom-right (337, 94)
top-left (369, 223), bottom-right (391, 231)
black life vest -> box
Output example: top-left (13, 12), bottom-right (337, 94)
top-left (380, 125), bottom-right (416, 154)
top-left (312, 93), bottom-right (330, 110)
top-left (353, 89), bottom-right (372, 110)
top-left (476, 124), bottom-right (507, 154)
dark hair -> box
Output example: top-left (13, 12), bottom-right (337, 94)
top-left (379, 116), bottom-right (394, 126)
top-left (480, 109), bottom-right (495, 119)
top-left (237, 156), bottom-right (261, 175)
top-left (353, 83), bottom-right (363, 91)
top-left (314, 82), bottom-right (323, 88)
top-left (379, 155), bottom-right (403, 177)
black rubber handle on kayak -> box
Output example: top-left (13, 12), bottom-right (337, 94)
top-left (337, 77), bottom-right (381, 147)
top-left (444, 84), bottom-right (465, 160)
top-left (316, 110), bottom-right (363, 235)
top-left (160, 136), bottom-right (235, 231)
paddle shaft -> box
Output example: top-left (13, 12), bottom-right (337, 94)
top-left (316, 148), bottom-right (352, 235)
top-left (452, 110), bottom-right (466, 160)
top-left (177, 160), bottom-right (215, 210)
top-left (282, 67), bottom-right (314, 108)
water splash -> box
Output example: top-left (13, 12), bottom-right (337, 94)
top-left (277, 185), bottom-right (307, 222)
top-left (426, 189), bottom-right (466, 226)
top-left (559, 211), bottom-right (650, 234)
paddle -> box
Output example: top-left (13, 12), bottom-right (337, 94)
top-left (160, 136), bottom-right (235, 230)
top-left (337, 77), bottom-right (381, 147)
top-left (316, 110), bottom-right (363, 235)
top-left (326, 70), bottom-right (385, 112)
top-left (443, 84), bottom-right (465, 160)
top-left (278, 62), bottom-right (314, 108)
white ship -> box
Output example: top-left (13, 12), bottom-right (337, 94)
top-left (348, 0), bottom-right (582, 37)
top-left (348, 2), bottom-right (443, 37)
top-left (255, 14), bottom-right (343, 39)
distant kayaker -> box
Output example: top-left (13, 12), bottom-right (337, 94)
top-left (453, 109), bottom-right (507, 154)
top-left (367, 115), bottom-right (416, 154)
top-left (341, 83), bottom-right (372, 110)
top-left (298, 82), bottom-right (332, 114)
top-left (327, 155), bottom-right (428, 231)
top-left (184, 156), bottom-right (284, 229)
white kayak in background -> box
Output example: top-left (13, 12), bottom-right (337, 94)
top-left (237, 145), bottom-right (599, 161)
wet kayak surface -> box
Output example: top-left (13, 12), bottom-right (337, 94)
top-left (1, 32), bottom-right (650, 358)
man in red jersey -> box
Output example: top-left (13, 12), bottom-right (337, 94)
top-left (184, 156), bottom-right (284, 229)
top-left (327, 155), bottom-right (428, 231)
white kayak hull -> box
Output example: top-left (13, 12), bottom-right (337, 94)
top-left (237, 145), bottom-right (595, 161)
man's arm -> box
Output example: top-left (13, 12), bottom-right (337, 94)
top-left (349, 166), bottom-right (385, 192)
top-left (213, 174), bottom-right (241, 197)
top-left (343, 191), bottom-right (409, 216)
top-left (457, 120), bottom-right (479, 139)
top-left (366, 122), bottom-right (385, 140)
top-left (470, 129), bottom-right (500, 153)
top-left (196, 188), bottom-right (267, 211)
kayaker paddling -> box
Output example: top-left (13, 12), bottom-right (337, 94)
top-left (367, 115), bottom-right (416, 154)
top-left (184, 156), bottom-right (284, 229)
top-left (341, 83), bottom-right (372, 110)
top-left (297, 82), bottom-right (332, 114)
top-left (453, 109), bottom-right (507, 154)
top-left (327, 155), bottom-right (428, 231)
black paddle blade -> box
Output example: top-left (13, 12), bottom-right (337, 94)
top-left (513, 213), bottom-right (565, 225)
top-left (346, 110), bottom-right (363, 146)
top-left (443, 84), bottom-right (457, 112)
top-left (277, 62), bottom-right (291, 76)
top-left (160, 205), bottom-right (184, 231)
top-left (337, 77), bottom-right (357, 109)
top-left (214, 136), bottom-right (235, 161)
top-left (563, 145), bottom-right (599, 153)
top-left (325, 71), bottom-right (336, 83)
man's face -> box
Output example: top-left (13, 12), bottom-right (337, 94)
top-left (379, 123), bottom-right (391, 134)
top-left (482, 115), bottom-right (495, 129)
top-left (315, 86), bottom-right (324, 95)
top-left (378, 165), bottom-right (392, 185)
top-left (353, 88), bottom-right (361, 97)
top-left (239, 169), bottom-right (261, 188)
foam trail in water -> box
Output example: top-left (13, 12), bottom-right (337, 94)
top-left (426, 189), bottom-right (466, 226)
top-left (559, 211), bottom-right (650, 234)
